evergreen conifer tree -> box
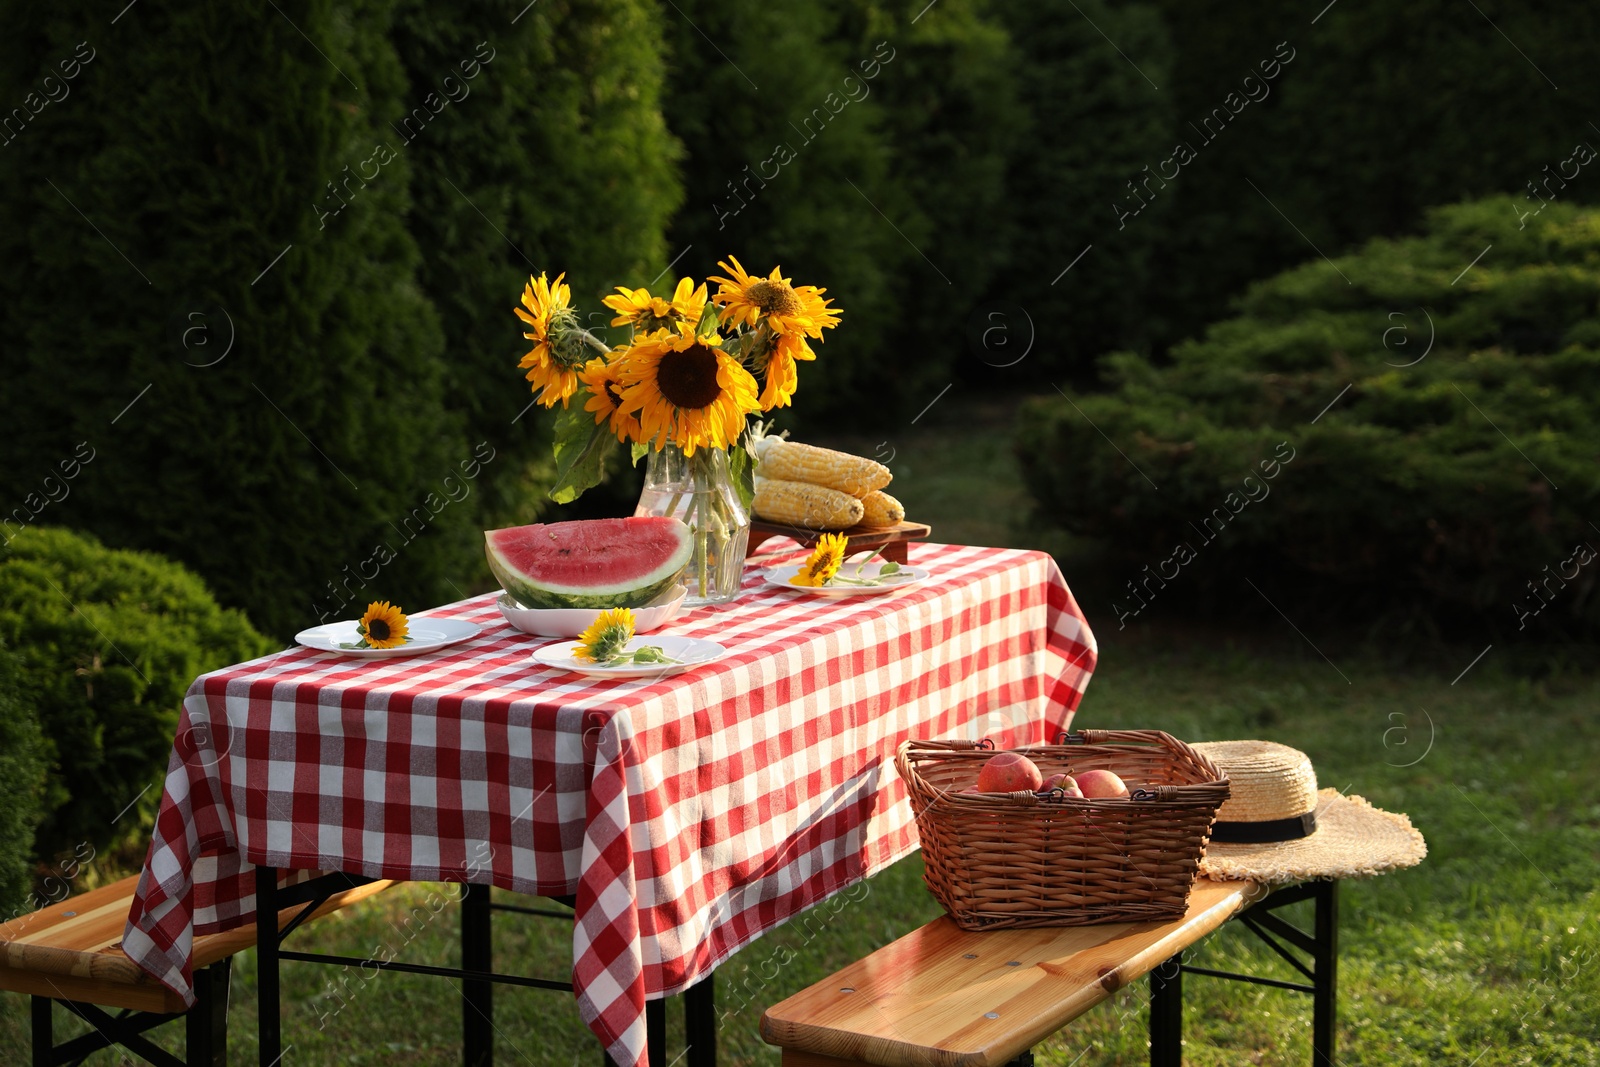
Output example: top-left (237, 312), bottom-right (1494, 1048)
top-left (0, 0), bottom-right (471, 637)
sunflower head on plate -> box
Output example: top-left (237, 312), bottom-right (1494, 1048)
top-left (574, 608), bottom-right (636, 663)
top-left (343, 601), bottom-right (411, 650)
top-left (791, 533), bottom-right (849, 587)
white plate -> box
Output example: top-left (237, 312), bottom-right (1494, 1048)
top-left (531, 635), bottom-right (728, 679)
top-left (294, 618), bottom-right (482, 658)
top-left (496, 587), bottom-right (687, 638)
top-left (763, 562), bottom-right (931, 597)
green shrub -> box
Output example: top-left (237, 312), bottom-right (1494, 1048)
top-left (1016, 197), bottom-right (1600, 634)
top-left (0, 644), bottom-right (46, 918)
top-left (0, 528), bottom-right (273, 865)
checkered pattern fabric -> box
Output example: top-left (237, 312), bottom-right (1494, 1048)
top-left (123, 543), bottom-right (1096, 1067)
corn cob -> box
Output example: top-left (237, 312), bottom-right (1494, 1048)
top-left (754, 476), bottom-right (864, 530)
top-left (857, 490), bottom-right (905, 528)
top-left (753, 437), bottom-right (891, 497)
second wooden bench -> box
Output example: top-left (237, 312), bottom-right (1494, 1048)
top-left (764, 878), bottom-right (1341, 1067)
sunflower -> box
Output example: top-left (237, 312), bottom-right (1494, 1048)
top-left (573, 608), bottom-right (635, 663)
top-left (602, 277), bottom-right (708, 338)
top-left (357, 601), bottom-right (410, 649)
top-left (614, 332), bottom-right (761, 455)
top-left (514, 272), bottom-right (592, 407)
top-left (745, 330), bottom-right (816, 411)
top-left (790, 533), bottom-right (849, 587)
top-left (578, 357), bottom-right (642, 443)
top-left (709, 256), bottom-right (841, 339)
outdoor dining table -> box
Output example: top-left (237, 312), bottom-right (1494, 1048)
top-left (121, 541), bottom-right (1098, 1067)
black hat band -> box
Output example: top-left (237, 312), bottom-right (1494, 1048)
top-left (1210, 810), bottom-right (1318, 844)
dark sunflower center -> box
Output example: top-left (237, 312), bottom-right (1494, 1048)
top-left (747, 279), bottom-right (802, 317)
top-left (368, 618), bottom-right (391, 641)
top-left (656, 344), bottom-right (723, 409)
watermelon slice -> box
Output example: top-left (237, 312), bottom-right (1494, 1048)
top-left (485, 517), bottom-right (695, 610)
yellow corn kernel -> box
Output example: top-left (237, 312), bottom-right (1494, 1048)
top-left (753, 477), bottom-right (864, 530)
top-left (753, 437), bottom-right (891, 497)
top-left (857, 490), bottom-right (904, 528)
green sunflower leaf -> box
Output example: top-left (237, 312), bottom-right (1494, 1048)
top-left (549, 394), bottom-right (618, 504)
top-left (730, 436), bottom-right (756, 514)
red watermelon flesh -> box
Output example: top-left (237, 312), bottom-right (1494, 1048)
top-left (485, 517), bottom-right (694, 609)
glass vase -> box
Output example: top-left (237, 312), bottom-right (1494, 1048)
top-left (634, 444), bottom-right (750, 606)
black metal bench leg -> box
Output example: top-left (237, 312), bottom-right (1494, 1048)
top-left (1313, 881), bottom-right (1339, 1067)
top-left (1149, 951), bottom-right (1182, 1067)
top-left (188, 958), bottom-right (231, 1067)
top-left (684, 973), bottom-right (716, 1067)
top-left (256, 864), bottom-right (283, 1066)
top-left (31, 996), bottom-right (52, 1067)
top-left (462, 883), bottom-right (494, 1067)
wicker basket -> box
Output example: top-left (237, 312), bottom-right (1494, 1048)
top-left (897, 730), bottom-right (1229, 929)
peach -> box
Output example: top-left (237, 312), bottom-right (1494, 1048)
top-left (1076, 768), bottom-right (1129, 799)
top-left (976, 751), bottom-right (1044, 793)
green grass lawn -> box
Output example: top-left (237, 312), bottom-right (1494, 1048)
top-left (4, 392), bottom-right (1596, 1065)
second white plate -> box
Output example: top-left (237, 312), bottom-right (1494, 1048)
top-left (531, 635), bottom-right (728, 679)
top-left (294, 618), bottom-right (481, 657)
top-left (763, 563), bottom-right (930, 597)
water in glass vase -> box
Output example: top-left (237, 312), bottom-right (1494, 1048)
top-left (634, 445), bottom-right (750, 606)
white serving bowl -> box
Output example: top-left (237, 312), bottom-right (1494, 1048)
top-left (496, 586), bottom-right (688, 638)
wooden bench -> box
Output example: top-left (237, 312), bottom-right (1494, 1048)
top-left (764, 878), bottom-right (1340, 1067)
top-left (1, 872), bottom-right (395, 1067)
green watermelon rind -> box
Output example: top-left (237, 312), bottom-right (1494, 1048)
top-left (484, 520), bottom-right (694, 610)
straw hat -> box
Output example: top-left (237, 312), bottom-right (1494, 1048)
top-left (1192, 740), bottom-right (1426, 885)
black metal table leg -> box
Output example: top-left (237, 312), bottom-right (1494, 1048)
top-left (256, 864), bottom-right (282, 1066)
top-left (188, 958), bottom-right (232, 1067)
top-left (31, 996), bottom-right (51, 1067)
top-left (1313, 881), bottom-right (1339, 1067)
top-left (463, 884), bottom-right (494, 1067)
top-left (1149, 951), bottom-right (1183, 1067)
top-left (684, 973), bottom-right (716, 1067)
top-left (647, 998), bottom-right (667, 1067)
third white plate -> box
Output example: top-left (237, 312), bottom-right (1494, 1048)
top-left (531, 635), bottom-right (728, 678)
top-left (763, 563), bottom-right (930, 597)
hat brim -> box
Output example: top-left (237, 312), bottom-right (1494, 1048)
top-left (1200, 789), bottom-right (1426, 885)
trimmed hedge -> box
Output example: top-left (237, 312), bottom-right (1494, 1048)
top-left (0, 644), bottom-right (46, 918)
top-left (0, 528), bottom-right (273, 865)
top-left (1017, 197), bottom-right (1600, 634)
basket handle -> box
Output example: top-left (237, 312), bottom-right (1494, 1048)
top-left (897, 738), bottom-right (992, 754)
top-left (1131, 786), bottom-right (1183, 802)
top-left (1069, 729), bottom-right (1194, 758)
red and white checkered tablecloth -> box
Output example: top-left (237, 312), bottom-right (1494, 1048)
top-left (123, 542), bottom-right (1096, 1067)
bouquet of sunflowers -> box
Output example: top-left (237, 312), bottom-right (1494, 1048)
top-left (514, 257), bottom-right (840, 601)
